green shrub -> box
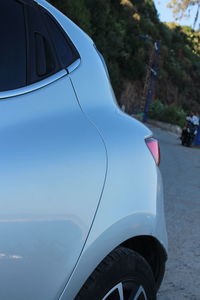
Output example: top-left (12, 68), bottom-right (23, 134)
top-left (149, 100), bottom-right (186, 127)
top-left (148, 100), bottom-right (164, 119)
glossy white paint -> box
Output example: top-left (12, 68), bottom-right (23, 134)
top-left (0, 1), bottom-right (167, 299)
top-left (0, 74), bottom-right (106, 299)
top-left (60, 114), bottom-right (167, 299)
top-left (35, 2), bottom-right (167, 299)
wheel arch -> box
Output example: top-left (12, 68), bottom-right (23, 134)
top-left (121, 235), bottom-right (167, 291)
top-left (61, 212), bottom-right (167, 299)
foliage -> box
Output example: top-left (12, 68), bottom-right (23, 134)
top-left (47, 0), bottom-right (200, 112)
top-left (149, 100), bottom-right (186, 127)
top-left (49, 0), bottom-right (92, 34)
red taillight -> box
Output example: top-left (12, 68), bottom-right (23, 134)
top-left (145, 137), bottom-right (160, 165)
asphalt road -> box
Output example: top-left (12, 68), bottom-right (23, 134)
top-left (149, 126), bottom-right (200, 300)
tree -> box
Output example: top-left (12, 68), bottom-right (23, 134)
top-left (167, 0), bottom-right (200, 29)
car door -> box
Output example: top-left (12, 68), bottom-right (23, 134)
top-left (0, 1), bottom-right (107, 299)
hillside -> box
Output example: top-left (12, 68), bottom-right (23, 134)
top-left (48, 0), bottom-right (200, 113)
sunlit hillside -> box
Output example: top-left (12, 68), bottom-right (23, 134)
top-left (49, 0), bottom-right (200, 113)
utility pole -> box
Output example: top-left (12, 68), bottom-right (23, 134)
top-left (139, 35), bottom-right (160, 123)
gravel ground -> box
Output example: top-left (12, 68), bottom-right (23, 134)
top-left (149, 126), bottom-right (200, 300)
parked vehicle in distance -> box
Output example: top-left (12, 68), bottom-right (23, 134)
top-left (181, 122), bottom-right (198, 147)
top-left (0, 0), bottom-right (167, 299)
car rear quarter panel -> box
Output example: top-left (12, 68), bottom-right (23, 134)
top-left (36, 2), bottom-right (167, 299)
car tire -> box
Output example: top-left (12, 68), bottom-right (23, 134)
top-left (186, 139), bottom-right (192, 147)
top-left (181, 137), bottom-right (185, 146)
top-left (75, 246), bottom-right (156, 300)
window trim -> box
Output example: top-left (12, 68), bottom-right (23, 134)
top-left (0, 69), bottom-right (67, 100)
top-left (67, 58), bottom-right (81, 74)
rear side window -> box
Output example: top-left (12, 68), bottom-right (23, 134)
top-left (0, 0), bottom-right (80, 92)
top-left (0, 0), bottom-right (27, 92)
top-left (26, 3), bottom-right (59, 84)
top-left (43, 11), bottom-right (79, 68)
top-left (27, 4), bottom-right (79, 84)
top-left (35, 32), bottom-right (55, 76)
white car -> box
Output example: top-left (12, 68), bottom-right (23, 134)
top-left (0, 0), bottom-right (167, 299)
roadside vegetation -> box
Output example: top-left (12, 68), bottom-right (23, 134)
top-left (148, 100), bottom-right (186, 127)
top-left (49, 0), bottom-right (200, 122)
